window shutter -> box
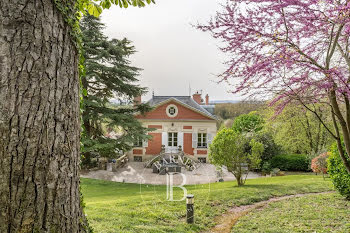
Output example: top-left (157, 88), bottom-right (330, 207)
top-left (162, 132), bottom-right (167, 147)
top-left (178, 132), bottom-right (184, 149)
top-left (208, 133), bottom-right (213, 145)
top-left (192, 133), bottom-right (198, 148)
top-left (143, 139), bottom-right (148, 148)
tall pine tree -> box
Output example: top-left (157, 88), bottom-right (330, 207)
top-left (80, 15), bottom-right (151, 166)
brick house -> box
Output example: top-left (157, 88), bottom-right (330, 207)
top-left (129, 92), bottom-right (217, 163)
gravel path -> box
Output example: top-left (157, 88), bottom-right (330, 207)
top-left (81, 162), bottom-right (262, 185)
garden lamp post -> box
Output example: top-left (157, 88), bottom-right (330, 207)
top-left (186, 194), bottom-right (194, 224)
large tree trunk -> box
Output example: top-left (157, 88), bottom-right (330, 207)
top-left (0, 0), bottom-right (87, 232)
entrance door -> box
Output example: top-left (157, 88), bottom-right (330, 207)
top-left (166, 132), bottom-right (178, 153)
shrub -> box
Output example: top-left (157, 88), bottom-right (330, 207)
top-left (269, 154), bottom-right (310, 171)
top-left (232, 111), bottom-right (264, 133)
top-left (209, 128), bottom-right (264, 186)
top-left (253, 131), bottom-right (281, 162)
top-left (328, 144), bottom-right (350, 199)
top-left (311, 152), bottom-right (330, 174)
top-left (261, 161), bottom-right (272, 175)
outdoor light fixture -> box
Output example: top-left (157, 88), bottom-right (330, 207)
top-left (171, 123), bottom-right (174, 127)
top-left (186, 194), bottom-right (194, 224)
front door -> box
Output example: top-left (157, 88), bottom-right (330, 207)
top-left (166, 132), bottom-right (178, 153)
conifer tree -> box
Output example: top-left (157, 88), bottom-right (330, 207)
top-left (80, 15), bottom-right (151, 166)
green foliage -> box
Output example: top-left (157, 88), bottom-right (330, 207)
top-left (232, 111), bottom-right (264, 133)
top-left (209, 128), bottom-right (264, 186)
top-left (52, 0), bottom-right (155, 167)
top-left (54, 0), bottom-right (155, 78)
top-left (78, 0), bottom-right (156, 17)
top-left (249, 139), bottom-right (264, 169)
top-left (209, 128), bottom-right (246, 169)
top-left (263, 104), bottom-right (333, 155)
top-left (215, 101), bottom-right (265, 120)
top-left (261, 161), bottom-right (272, 174)
top-left (328, 143), bottom-right (350, 199)
top-left (53, 0), bottom-right (155, 90)
top-left (253, 131), bottom-right (281, 162)
top-left (269, 154), bottom-right (310, 171)
top-left (80, 15), bottom-right (152, 165)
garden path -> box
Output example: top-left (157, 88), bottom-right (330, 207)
top-left (205, 191), bottom-right (335, 233)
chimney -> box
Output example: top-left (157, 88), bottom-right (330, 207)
top-left (192, 91), bottom-right (202, 105)
top-left (133, 95), bottom-right (141, 105)
top-left (205, 94), bottom-right (209, 105)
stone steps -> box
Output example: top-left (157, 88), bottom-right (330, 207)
top-left (144, 152), bottom-right (201, 171)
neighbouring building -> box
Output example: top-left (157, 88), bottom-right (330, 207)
top-left (129, 92), bottom-right (217, 163)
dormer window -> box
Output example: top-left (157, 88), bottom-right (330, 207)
top-left (166, 104), bottom-right (178, 117)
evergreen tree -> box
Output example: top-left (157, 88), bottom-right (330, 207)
top-left (80, 15), bottom-right (151, 166)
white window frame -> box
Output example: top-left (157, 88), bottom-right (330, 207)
top-left (168, 132), bottom-right (178, 147)
top-left (197, 133), bottom-right (208, 148)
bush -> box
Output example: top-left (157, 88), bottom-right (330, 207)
top-left (232, 111), bottom-right (264, 133)
top-left (311, 152), bottom-right (330, 174)
top-left (328, 144), bottom-right (350, 199)
top-left (254, 131), bottom-right (281, 162)
top-left (269, 154), bottom-right (310, 171)
top-left (261, 161), bottom-right (272, 175)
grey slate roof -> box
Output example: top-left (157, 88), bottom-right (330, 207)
top-left (202, 105), bottom-right (215, 115)
top-left (147, 96), bottom-right (216, 119)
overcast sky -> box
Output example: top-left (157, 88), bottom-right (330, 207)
top-left (101, 0), bottom-right (242, 102)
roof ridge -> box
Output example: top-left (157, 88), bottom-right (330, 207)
top-left (153, 96), bottom-right (191, 98)
top-left (147, 96), bottom-right (216, 120)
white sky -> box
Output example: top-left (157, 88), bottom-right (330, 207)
top-left (101, 0), bottom-right (243, 102)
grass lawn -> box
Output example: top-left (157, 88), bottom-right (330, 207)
top-left (81, 175), bottom-right (333, 233)
top-left (232, 193), bottom-right (350, 233)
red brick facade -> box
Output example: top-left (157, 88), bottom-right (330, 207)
top-left (133, 149), bottom-right (143, 155)
top-left (148, 125), bottom-right (162, 129)
top-left (183, 126), bottom-right (192, 129)
top-left (197, 150), bottom-right (208, 155)
top-left (136, 101), bottom-right (212, 120)
top-left (146, 133), bottom-right (162, 155)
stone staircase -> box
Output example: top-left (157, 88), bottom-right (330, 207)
top-left (144, 146), bottom-right (201, 171)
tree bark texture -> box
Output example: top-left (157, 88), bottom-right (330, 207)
top-left (0, 0), bottom-right (86, 232)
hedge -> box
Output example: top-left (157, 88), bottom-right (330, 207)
top-left (328, 144), bottom-right (350, 199)
top-left (269, 154), bottom-right (310, 171)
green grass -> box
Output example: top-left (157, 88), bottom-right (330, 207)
top-left (232, 193), bottom-right (350, 233)
top-left (81, 175), bottom-right (333, 233)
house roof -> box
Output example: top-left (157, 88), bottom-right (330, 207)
top-left (146, 96), bottom-right (217, 120)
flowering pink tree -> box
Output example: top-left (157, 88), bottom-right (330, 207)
top-left (311, 152), bottom-right (330, 177)
top-left (198, 0), bottom-right (350, 173)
